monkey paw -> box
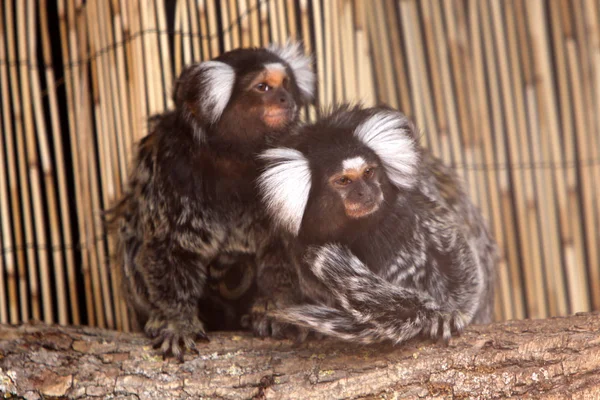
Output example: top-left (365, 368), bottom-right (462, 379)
top-left (245, 296), bottom-right (309, 342)
top-left (426, 310), bottom-right (468, 344)
top-left (145, 315), bottom-right (209, 362)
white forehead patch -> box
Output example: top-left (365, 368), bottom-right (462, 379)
top-left (258, 148), bottom-right (312, 236)
top-left (342, 156), bottom-right (367, 172)
top-left (264, 62), bottom-right (287, 74)
top-left (268, 41), bottom-right (315, 101)
top-left (353, 111), bottom-right (420, 189)
top-left (197, 60), bottom-right (236, 123)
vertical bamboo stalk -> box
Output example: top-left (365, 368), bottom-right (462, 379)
top-left (228, 0), bottom-right (241, 49)
top-left (378, 1), bottom-right (407, 114)
top-left (0, 3), bottom-right (24, 324)
top-left (93, 0), bottom-right (122, 329)
top-left (369, 0), bottom-right (397, 108)
top-left (207, 0), bottom-right (220, 56)
top-left (267, 0), bottom-right (279, 44)
top-left (526, 0), bottom-right (586, 316)
top-left (198, 0), bottom-right (211, 59)
top-left (250, 0), bottom-right (261, 47)
top-left (98, 0), bottom-right (126, 188)
top-left (188, 0), bottom-right (202, 61)
top-left (421, 0), bottom-right (457, 164)
top-left (397, 0), bottom-right (438, 150)
top-left (98, 0), bottom-right (128, 329)
top-left (112, 0), bottom-right (134, 174)
top-left (140, 0), bottom-right (164, 113)
top-left (299, 0), bottom-right (312, 54)
top-left (27, 1), bottom-right (70, 325)
top-left (551, 1), bottom-right (593, 313)
top-left (40, 0), bottom-right (81, 325)
top-left (114, 0), bottom-right (133, 331)
top-left (127, 0), bottom-right (149, 140)
top-left (174, 0), bottom-right (183, 75)
top-left (286, 0), bottom-right (298, 39)
top-left (576, 0), bottom-right (600, 310)
top-left (16, 0), bottom-right (54, 323)
top-left (156, 0), bottom-right (173, 108)
top-left (322, 0), bottom-right (334, 105)
top-left (479, 0), bottom-right (527, 320)
top-left (440, 1), bottom-right (472, 184)
top-left (85, 0), bottom-right (111, 328)
top-left (222, 0), bottom-right (233, 50)
top-left (76, 0), bottom-right (107, 329)
top-left (0, 245), bottom-right (6, 323)
top-left (140, 0), bottom-right (159, 114)
top-left (276, 0), bottom-right (287, 42)
top-left (488, 0), bottom-right (542, 320)
top-left (470, 0), bottom-right (515, 320)
top-left (259, 0), bottom-right (270, 46)
top-left (338, 0), bottom-right (356, 101)
top-left (566, 40), bottom-right (595, 312)
top-left (238, 0), bottom-right (251, 48)
top-left (481, 0), bottom-right (524, 321)
top-left (58, 0), bottom-right (96, 326)
top-left (6, 0), bottom-right (42, 323)
top-left (353, 0), bottom-right (375, 106)
top-left (312, 0), bottom-right (325, 106)
top-left (121, 0), bottom-right (142, 149)
top-left (501, 0), bottom-right (545, 320)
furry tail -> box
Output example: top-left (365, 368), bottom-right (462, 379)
top-left (269, 303), bottom-right (439, 345)
top-left (269, 244), bottom-right (467, 344)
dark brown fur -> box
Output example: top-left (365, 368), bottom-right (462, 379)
top-left (110, 45), bottom-right (314, 360)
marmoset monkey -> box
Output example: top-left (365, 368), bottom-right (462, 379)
top-left (256, 105), bottom-right (496, 344)
top-left (111, 43), bottom-right (314, 359)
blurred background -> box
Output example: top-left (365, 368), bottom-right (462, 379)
top-left (0, 0), bottom-right (599, 332)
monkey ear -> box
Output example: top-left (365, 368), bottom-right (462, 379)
top-left (268, 41), bottom-right (315, 103)
top-left (258, 148), bottom-right (312, 235)
top-left (354, 111), bottom-right (421, 190)
top-left (174, 60), bottom-right (236, 125)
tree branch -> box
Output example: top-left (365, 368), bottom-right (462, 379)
top-left (1, 312), bottom-right (599, 399)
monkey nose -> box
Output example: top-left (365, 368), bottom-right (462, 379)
top-left (279, 96), bottom-right (287, 104)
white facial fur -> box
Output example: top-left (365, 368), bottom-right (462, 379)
top-left (197, 60), bottom-right (236, 124)
top-left (342, 156), bottom-right (367, 172)
top-left (353, 111), bottom-right (419, 190)
top-left (258, 148), bottom-right (312, 235)
top-left (263, 62), bottom-right (287, 74)
top-left (268, 41), bottom-right (315, 101)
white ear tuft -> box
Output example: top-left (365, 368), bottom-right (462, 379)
top-left (268, 41), bottom-right (315, 102)
top-left (354, 111), bottom-right (420, 189)
top-left (197, 60), bottom-right (236, 123)
top-left (258, 148), bottom-right (312, 235)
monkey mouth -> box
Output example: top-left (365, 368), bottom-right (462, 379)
top-left (263, 107), bottom-right (295, 128)
top-left (345, 201), bottom-right (380, 219)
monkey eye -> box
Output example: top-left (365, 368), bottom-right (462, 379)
top-left (363, 168), bottom-right (375, 179)
top-left (335, 176), bottom-right (352, 186)
top-left (256, 82), bottom-right (272, 92)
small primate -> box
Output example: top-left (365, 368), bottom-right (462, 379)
top-left (111, 43), bottom-right (314, 359)
top-left (256, 105), bottom-right (497, 344)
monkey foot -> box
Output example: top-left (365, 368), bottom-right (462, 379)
top-left (426, 310), bottom-right (468, 344)
top-left (245, 296), bottom-right (309, 342)
top-left (145, 316), bottom-right (209, 362)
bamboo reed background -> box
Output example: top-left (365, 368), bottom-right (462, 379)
top-left (0, 0), bottom-right (599, 332)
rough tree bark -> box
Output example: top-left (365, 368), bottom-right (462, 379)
top-left (0, 312), bottom-right (599, 399)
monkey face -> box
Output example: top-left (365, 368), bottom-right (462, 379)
top-left (259, 105), bottom-right (421, 241)
top-left (249, 63), bottom-right (297, 129)
top-left (328, 157), bottom-right (384, 219)
top-left (173, 44), bottom-right (314, 153)
top-left (227, 62), bottom-right (298, 132)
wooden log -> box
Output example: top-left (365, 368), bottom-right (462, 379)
top-left (1, 313), bottom-right (599, 399)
